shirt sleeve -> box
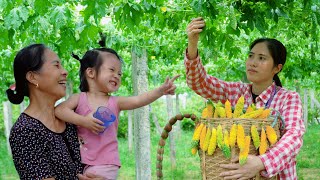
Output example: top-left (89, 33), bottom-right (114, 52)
top-left (184, 49), bottom-right (246, 104)
top-left (259, 92), bottom-right (305, 178)
top-left (10, 125), bottom-right (53, 180)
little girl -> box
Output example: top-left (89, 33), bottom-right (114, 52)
top-left (55, 47), bottom-right (179, 179)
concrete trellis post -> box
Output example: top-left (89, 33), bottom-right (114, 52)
top-left (3, 101), bottom-right (13, 155)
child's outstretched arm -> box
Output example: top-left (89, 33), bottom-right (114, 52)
top-left (55, 94), bottom-right (104, 134)
top-left (118, 75), bottom-right (180, 110)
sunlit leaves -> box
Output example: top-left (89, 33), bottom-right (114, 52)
top-left (0, 0), bottom-right (8, 12)
top-left (49, 5), bottom-right (72, 30)
top-left (4, 6), bottom-right (29, 29)
top-left (114, 2), bottom-right (144, 31)
top-left (38, 17), bottom-right (52, 34)
top-left (0, 26), bottom-right (9, 49)
top-left (0, 0), bottom-right (319, 98)
top-left (77, 24), bottom-right (100, 48)
top-left (228, 6), bottom-right (237, 30)
top-left (80, 0), bottom-right (111, 24)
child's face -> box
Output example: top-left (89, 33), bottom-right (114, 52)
top-left (96, 52), bottom-right (122, 93)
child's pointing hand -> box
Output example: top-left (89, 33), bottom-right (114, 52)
top-left (160, 75), bottom-right (180, 95)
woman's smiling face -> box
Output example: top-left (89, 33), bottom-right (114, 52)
top-left (35, 49), bottom-right (68, 99)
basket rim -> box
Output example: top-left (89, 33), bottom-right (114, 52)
top-left (198, 110), bottom-right (285, 129)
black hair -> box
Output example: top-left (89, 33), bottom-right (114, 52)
top-left (6, 44), bottom-right (47, 104)
top-left (250, 38), bottom-right (287, 87)
top-left (73, 48), bottom-right (123, 92)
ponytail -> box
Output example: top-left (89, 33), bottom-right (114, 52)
top-left (6, 89), bottom-right (24, 104)
top-left (273, 74), bottom-right (282, 87)
top-left (71, 52), bottom-right (81, 61)
top-left (6, 44), bottom-right (47, 104)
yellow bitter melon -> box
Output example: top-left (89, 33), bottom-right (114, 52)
top-left (233, 96), bottom-right (245, 118)
top-left (251, 125), bottom-right (260, 149)
top-left (207, 127), bottom-right (217, 155)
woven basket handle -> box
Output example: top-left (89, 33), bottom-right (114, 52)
top-left (156, 113), bottom-right (198, 180)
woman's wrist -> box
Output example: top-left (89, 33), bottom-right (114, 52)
top-left (257, 156), bottom-right (266, 172)
top-left (186, 46), bottom-right (198, 60)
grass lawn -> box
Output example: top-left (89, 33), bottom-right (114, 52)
top-left (296, 123), bottom-right (320, 179)
top-left (117, 130), bottom-right (201, 179)
top-left (1, 124), bottom-right (319, 179)
top-left (0, 137), bottom-right (19, 180)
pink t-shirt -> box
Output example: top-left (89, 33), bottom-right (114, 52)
top-left (75, 92), bottom-right (120, 167)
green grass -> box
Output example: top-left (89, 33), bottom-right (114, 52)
top-left (118, 130), bottom-right (201, 179)
top-left (1, 124), bottom-right (319, 179)
top-left (296, 123), bottom-right (320, 179)
top-left (0, 136), bottom-right (19, 179)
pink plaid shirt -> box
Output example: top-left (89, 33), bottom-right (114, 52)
top-left (184, 52), bottom-right (305, 180)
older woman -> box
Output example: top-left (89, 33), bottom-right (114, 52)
top-left (6, 44), bottom-right (102, 180)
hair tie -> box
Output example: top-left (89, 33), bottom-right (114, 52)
top-left (71, 52), bottom-right (81, 61)
top-left (9, 83), bottom-right (16, 91)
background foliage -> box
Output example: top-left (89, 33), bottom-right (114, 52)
top-left (0, 0), bottom-right (319, 102)
top-left (1, 0), bottom-right (319, 152)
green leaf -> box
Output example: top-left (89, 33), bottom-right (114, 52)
top-left (7, 29), bottom-right (15, 47)
top-left (57, 28), bottom-right (77, 55)
top-left (254, 17), bottom-right (266, 34)
top-left (34, 0), bottom-right (52, 15)
top-left (77, 24), bottom-right (100, 47)
top-left (247, 19), bottom-right (254, 31)
top-left (226, 25), bottom-right (240, 36)
top-left (18, 6), bottom-right (29, 22)
top-left (38, 16), bottom-right (52, 32)
top-left (143, 1), bottom-right (151, 10)
top-left (0, 26), bottom-right (9, 49)
top-left (229, 6), bottom-right (237, 30)
top-left (49, 5), bottom-right (71, 29)
top-left (81, 0), bottom-right (95, 23)
top-left (0, 0), bottom-right (8, 12)
top-left (4, 7), bottom-right (22, 29)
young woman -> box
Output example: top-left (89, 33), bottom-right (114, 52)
top-left (7, 44), bottom-right (103, 180)
top-left (184, 17), bottom-right (305, 180)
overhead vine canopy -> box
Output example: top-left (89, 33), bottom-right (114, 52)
top-left (0, 0), bottom-right (319, 101)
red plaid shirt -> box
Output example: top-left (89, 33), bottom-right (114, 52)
top-left (184, 52), bottom-right (305, 180)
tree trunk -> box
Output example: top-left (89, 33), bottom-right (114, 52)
top-left (128, 110), bottom-right (133, 153)
top-left (3, 101), bottom-right (13, 155)
top-left (150, 106), bottom-right (162, 135)
top-left (303, 89), bottom-right (308, 129)
top-left (311, 91), bottom-right (320, 108)
top-left (20, 100), bottom-right (26, 113)
top-left (310, 90), bottom-right (315, 123)
top-left (181, 93), bottom-right (187, 109)
top-left (166, 95), bottom-right (177, 169)
top-left (131, 48), bottom-right (151, 180)
top-left (175, 94), bottom-right (181, 137)
top-left (66, 80), bottom-right (74, 99)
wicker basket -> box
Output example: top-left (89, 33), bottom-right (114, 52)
top-left (156, 113), bottom-right (283, 180)
top-left (198, 117), bottom-right (281, 180)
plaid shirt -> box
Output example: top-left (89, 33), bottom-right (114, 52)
top-left (184, 52), bottom-right (305, 180)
